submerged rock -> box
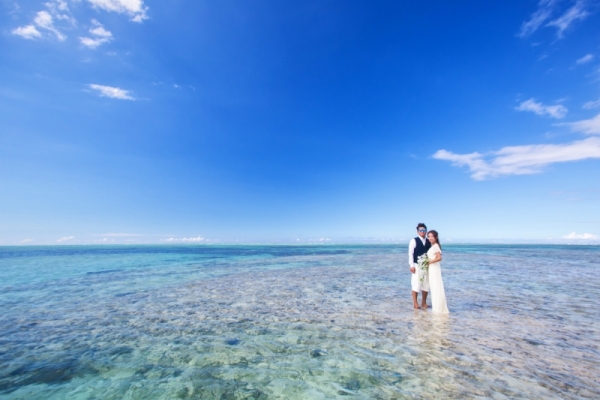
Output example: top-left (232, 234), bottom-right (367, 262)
top-left (343, 379), bottom-right (361, 391)
top-left (309, 348), bottom-right (328, 357)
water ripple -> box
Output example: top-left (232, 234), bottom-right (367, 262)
top-left (0, 245), bottom-right (599, 399)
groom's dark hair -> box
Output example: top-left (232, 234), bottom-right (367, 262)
top-left (416, 223), bottom-right (427, 230)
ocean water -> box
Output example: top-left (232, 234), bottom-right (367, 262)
top-left (0, 244), bottom-right (599, 399)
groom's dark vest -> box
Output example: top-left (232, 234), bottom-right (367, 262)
top-left (413, 237), bottom-right (431, 264)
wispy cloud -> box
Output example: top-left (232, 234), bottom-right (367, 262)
top-left (12, 25), bottom-right (42, 40)
top-left (583, 100), bottom-right (600, 110)
top-left (166, 236), bottom-right (205, 242)
top-left (518, 0), bottom-right (559, 38)
top-left (516, 98), bottom-right (568, 119)
top-left (547, 1), bottom-right (589, 37)
top-left (94, 233), bottom-right (142, 237)
top-left (563, 232), bottom-right (599, 240)
top-left (34, 10), bottom-right (66, 41)
top-left (80, 37), bottom-right (107, 48)
top-left (12, 0), bottom-right (147, 46)
top-left (80, 19), bottom-right (113, 48)
top-left (12, 8), bottom-right (66, 41)
top-left (88, 84), bottom-right (135, 100)
top-left (433, 136), bottom-right (600, 180)
top-left (90, 22), bottom-right (112, 38)
top-left (56, 236), bottom-right (75, 243)
top-left (436, 110), bottom-right (600, 179)
top-left (559, 112), bottom-right (600, 135)
top-left (518, 0), bottom-right (590, 38)
top-left (87, 0), bottom-right (149, 22)
top-left (19, 239), bottom-right (34, 243)
top-left (45, 0), bottom-right (75, 24)
top-left (576, 54), bottom-right (594, 65)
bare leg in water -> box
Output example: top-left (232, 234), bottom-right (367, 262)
top-left (412, 291), bottom-right (420, 309)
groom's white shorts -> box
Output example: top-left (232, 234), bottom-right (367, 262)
top-left (411, 264), bottom-right (430, 292)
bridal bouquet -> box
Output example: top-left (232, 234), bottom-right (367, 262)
top-left (417, 254), bottom-right (429, 284)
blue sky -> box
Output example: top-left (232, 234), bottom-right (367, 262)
top-left (1, 0), bottom-right (599, 245)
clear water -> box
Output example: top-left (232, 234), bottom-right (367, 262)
top-left (1, 245), bottom-right (599, 399)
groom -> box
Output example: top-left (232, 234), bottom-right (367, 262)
top-left (408, 223), bottom-right (431, 309)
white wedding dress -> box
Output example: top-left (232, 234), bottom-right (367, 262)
top-left (427, 244), bottom-right (449, 314)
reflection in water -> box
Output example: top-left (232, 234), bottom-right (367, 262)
top-left (430, 313), bottom-right (450, 342)
top-left (0, 245), bottom-right (599, 399)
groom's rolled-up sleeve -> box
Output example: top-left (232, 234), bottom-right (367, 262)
top-left (408, 238), bottom-right (416, 268)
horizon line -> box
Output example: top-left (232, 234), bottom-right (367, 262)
top-left (1, 241), bottom-right (598, 247)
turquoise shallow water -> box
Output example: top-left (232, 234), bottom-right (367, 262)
top-left (1, 244), bottom-right (599, 399)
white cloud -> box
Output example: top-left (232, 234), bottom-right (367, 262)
top-left (34, 10), bottom-right (66, 41)
top-left (95, 233), bottom-right (141, 237)
top-left (516, 98), bottom-right (568, 119)
top-left (576, 54), bottom-right (594, 65)
top-left (44, 0), bottom-right (75, 24)
top-left (80, 37), bottom-right (106, 48)
top-left (90, 21), bottom-right (112, 37)
top-left (563, 232), bottom-right (599, 240)
top-left (11, 1), bottom-right (73, 42)
top-left (53, 0), bottom-right (69, 11)
top-left (518, 0), bottom-right (589, 38)
top-left (547, 1), bottom-right (589, 38)
top-left (88, 84), bottom-right (135, 100)
top-left (57, 236), bottom-right (75, 242)
top-left (44, 0), bottom-right (69, 13)
top-left (12, 0), bottom-right (145, 46)
top-left (19, 239), bottom-right (34, 243)
top-left (80, 19), bottom-right (113, 48)
top-left (34, 10), bottom-right (53, 28)
top-left (87, 0), bottom-right (148, 22)
top-left (433, 151), bottom-right (489, 179)
top-left (583, 100), bottom-right (600, 110)
top-left (433, 136), bottom-right (600, 180)
top-left (559, 113), bottom-right (600, 135)
top-left (166, 236), bottom-right (205, 242)
top-left (518, 0), bottom-right (559, 38)
top-left (12, 25), bottom-right (42, 39)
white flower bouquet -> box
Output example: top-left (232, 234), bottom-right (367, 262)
top-left (417, 254), bottom-right (429, 284)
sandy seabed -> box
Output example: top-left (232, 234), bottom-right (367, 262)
top-left (1, 247), bottom-right (599, 399)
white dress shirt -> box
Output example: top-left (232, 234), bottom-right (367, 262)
top-left (408, 236), bottom-right (427, 267)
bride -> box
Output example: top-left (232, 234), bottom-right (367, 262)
top-left (426, 230), bottom-right (449, 314)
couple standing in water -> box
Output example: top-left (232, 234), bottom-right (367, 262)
top-left (408, 223), bottom-right (449, 314)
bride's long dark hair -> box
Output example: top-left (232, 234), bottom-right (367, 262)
top-left (428, 230), bottom-right (441, 249)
